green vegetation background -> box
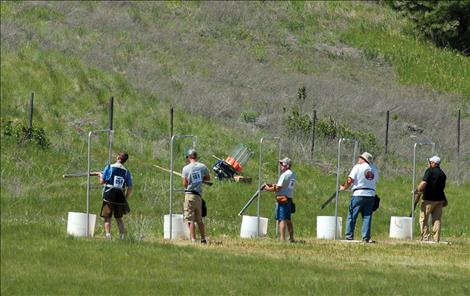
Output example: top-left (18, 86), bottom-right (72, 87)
top-left (1, 2), bottom-right (469, 295)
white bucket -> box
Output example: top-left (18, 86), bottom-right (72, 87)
top-left (67, 212), bottom-right (96, 237)
top-left (316, 216), bottom-right (342, 239)
top-left (164, 214), bottom-right (189, 240)
top-left (389, 216), bottom-right (412, 239)
top-left (240, 215), bottom-right (269, 238)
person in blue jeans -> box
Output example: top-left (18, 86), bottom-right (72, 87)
top-left (339, 152), bottom-right (379, 243)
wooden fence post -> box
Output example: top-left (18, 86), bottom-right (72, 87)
top-left (310, 109), bottom-right (317, 160)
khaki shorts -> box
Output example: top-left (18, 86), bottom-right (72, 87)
top-left (184, 193), bottom-right (203, 224)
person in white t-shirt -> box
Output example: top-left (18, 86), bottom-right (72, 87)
top-left (339, 152), bottom-right (379, 243)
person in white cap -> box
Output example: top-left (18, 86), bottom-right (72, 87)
top-left (339, 152), bottom-right (379, 243)
top-left (264, 157), bottom-right (296, 242)
top-left (415, 155), bottom-right (447, 242)
top-left (182, 149), bottom-right (210, 243)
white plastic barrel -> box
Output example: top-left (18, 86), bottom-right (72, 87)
top-left (316, 216), bottom-right (342, 239)
top-left (240, 215), bottom-right (269, 238)
top-left (389, 216), bottom-right (412, 239)
top-left (164, 214), bottom-right (189, 240)
top-left (67, 212), bottom-right (96, 237)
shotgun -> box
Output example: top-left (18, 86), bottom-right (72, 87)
top-left (409, 192), bottom-right (422, 217)
top-left (238, 184), bottom-right (266, 216)
top-left (320, 191), bottom-right (339, 209)
top-left (63, 172), bottom-right (100, 178)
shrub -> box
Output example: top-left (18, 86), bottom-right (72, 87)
top-left (2, 120), bottom-right (50, 149)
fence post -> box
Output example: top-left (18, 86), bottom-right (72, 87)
top-left (28, 92), bottom-right (34, 130)
top-left (310, 109), bottom-right (317, 160)
top-left (457, 109), bottom-right (461, 156)
top-left (385, 110), bottom-right (390, 154)
top-left (170, 107), bottom-right (174, 139)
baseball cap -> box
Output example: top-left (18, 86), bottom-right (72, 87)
top-left (429, 156), bottom-right (441, 164)
top-left (186, 148), bottom-right (197, 158)
top-left (359, 152), bottom-right (373, 164)
top-left (279, 157), bottom-right (292, 166)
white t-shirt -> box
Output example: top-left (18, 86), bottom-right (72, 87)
top-left (276, 169), bottom-right (296, 198)
top-left (348, 162), bottom-right (378, 197)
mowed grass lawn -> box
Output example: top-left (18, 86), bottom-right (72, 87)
top-left (2, 218), bottom-right (469, 295)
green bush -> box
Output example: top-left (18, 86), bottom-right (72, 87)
top-left (2, 120), bottom-right (50, 149)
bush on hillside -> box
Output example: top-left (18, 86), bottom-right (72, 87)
top-left (388, 0), bottom-right (470, 55)
top-left (2, 120), bottom-right (50, 149)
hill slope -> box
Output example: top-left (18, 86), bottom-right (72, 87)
top-left (1, 2), bottom-right (470, 295)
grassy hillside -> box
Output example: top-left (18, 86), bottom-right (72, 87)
top-left (1, 1), bottom-right (470, 295)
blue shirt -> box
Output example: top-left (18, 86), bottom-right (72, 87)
top-left (102, 162), bottom-right (132, 189)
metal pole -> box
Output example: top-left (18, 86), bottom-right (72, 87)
top-left (86, 131), bottom-right (92, 237)
top-left (334, 138), bottom-right (342, 240)
top-left (334, 138), bottom-right (359, 240)
top-left (257, 137), bottom-right (281, 238)
top-left (168, 134), bottom-right (197, 240)
top-left (29, 92), bottom-right (34, 130)
top-left (108, 97), bottom-right (114, 163)
top-left (86, 129), bottom-right (114, 237)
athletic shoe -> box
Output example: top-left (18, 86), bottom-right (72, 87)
top-left (363, 239), bottom-right (375, 244)
top-left (201, 239), bottom-right (207, 244)
top-left (105, 233), bottom-right (112, 240)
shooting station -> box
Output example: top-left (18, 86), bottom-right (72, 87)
top-left (65, 129), bottom-right (114, 237)
top-left (64, 98), bottom-right (115, 238)
top-left (239, 137), bottom-right (281, 238)
top-left (389, 141), bottom-right (435, 240)
top-left (212, 144), bottom-right (253, 182)
top-left (163, 134), bottom-right (197, 240)
top-left (317, 138), bottom-right (358, 240)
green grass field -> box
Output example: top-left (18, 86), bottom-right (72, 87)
top-left (1, 1), bottom-right (470, 295)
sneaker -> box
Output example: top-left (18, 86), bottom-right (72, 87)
top-left (346, 237), bottom-right (354, 241)
top-left (201, 239), bottom-right (207, 244)
top-left (363, 239), bottom-right (375, 244)
top-left (119, 233), bottom-right (125, 240)
top-left (105, 233), bottom-right (112, 240)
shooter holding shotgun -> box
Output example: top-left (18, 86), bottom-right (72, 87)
top-left (182, 149), bottom-right (210, 244)
top-left (97, 152), bottom-right (133, 240)
top-left (264, 157), bottom-right (296, 242)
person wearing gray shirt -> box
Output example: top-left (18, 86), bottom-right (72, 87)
top-left (264, 157), bottom-right (296, 242)
top-left (182, 149), bottom-right (210, 243)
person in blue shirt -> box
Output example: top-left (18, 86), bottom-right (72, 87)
top-left (98, 152), bottom-right (133, 240)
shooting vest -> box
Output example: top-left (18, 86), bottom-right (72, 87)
top-left (103, 164), bottom-right (128, 204)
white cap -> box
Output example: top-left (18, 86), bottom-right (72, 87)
top-left (429, 156), bottom-right (441, 164)
top-left (279, 157), bottom-right (292, 166)
top-left (359, 152), bottom-right (373, 164)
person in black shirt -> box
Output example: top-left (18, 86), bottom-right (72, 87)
top-left (415, 156), bottom-right (447, 242)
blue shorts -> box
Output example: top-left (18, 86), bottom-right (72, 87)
top-left (275, 199), bottom-right (292, 221)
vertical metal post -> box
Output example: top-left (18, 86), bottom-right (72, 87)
top-left (411, 141), bottom-right (435, 240)
top-left (310, 110), bottom-right (316, 160)
top-left (257, 137), bottom-right (281, 238)
top-left (168, 134), bottom-right (197, 240)
top-left (334, 138), bottom-right (359, 240)
top-left (385, 110), bottom-right (390, 154)
top-left (28, 92), bottom-right (34, 130)
top-left (86, 129), bottom-right (114, 237)
top-left (108, 97), bottom-right (114, 163)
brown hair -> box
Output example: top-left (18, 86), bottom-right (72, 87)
top-left (117, 152), bottom-right (129, 164)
